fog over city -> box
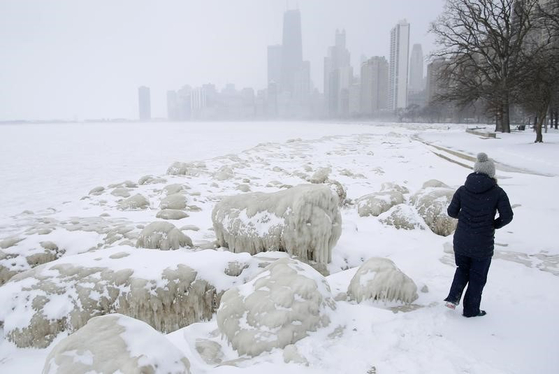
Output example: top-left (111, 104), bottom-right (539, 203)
top-left (0, 0), bottom-right (444, 121)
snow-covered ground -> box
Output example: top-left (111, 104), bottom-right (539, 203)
top-left (0, 121), bottom-right (557, 374)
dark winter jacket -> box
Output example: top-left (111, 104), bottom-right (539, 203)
top-left (447, 172), bottom-right (514, 259)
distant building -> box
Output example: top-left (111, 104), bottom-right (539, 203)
top-left (166, 90), bottom-right (179, 120)
top-left (267, 44), bottom-right (283, 87)
top-left (138, 86), bottom-right (151, 120)
top-left (324, 29), bottom-right (351, 116)
top-left (360, 56), bottom-right (389, 115)
top-left (281, 9), bottom-right (303, 95)
top-left (389, 20), bottom-right (410, 110)
top-left (409, 44), bottom-right (425, 94)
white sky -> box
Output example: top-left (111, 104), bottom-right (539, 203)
top-left (0, 0), bottom-right (445, 120)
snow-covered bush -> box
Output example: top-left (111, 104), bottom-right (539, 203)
top-left (348, 257), bottom-right (418, 304)
top-left (0, 247), bottom-right (255, 348)
top-left (378, 204), bottom-right (426, 231)
top-left (136, 221), bottom-right (193, 250)
top-left (43, 314), bottom-right (191, 374)
top-left (410, 180), bottom-right (456, 236)
top-left (117, 194), bottom-right (149, 210)
top-left (217, 258), bottom-right (336, 356)
top-left (356, 189), bottom-right (404, 217)
top-left (212, 184), bottom-right (342, 264)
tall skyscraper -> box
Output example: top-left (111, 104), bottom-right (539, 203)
top-left (138, 86), bottom-right (151, 120)
top-left (361, 56), bottom-right (389, 115)
top-left (389, 20), bottom-right (410, 110)
top-left (409, 44), bottom-right (425, 93)
top-left (324, 29), bottom-right (351, 116)
top-left (281, 9), bottom-right (303, 95)
top-left (267, 45), bottom-right (283, 87)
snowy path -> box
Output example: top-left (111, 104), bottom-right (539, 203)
top-left (0, 122), bottom-right (558, 374)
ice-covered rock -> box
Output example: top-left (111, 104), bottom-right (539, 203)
top-left (217, 258), bottom-right (336, 356)
top-left (164, 183), bottom-right (190, 195)
top-left (88, 186), bottom-right (105, 196)
top-left (0, 247), bottom-right (256, 348)
top-left (43, 314), bottom-right (191, 374)
top-left (160, 193), bottom-right (187, 210)
top-left (156, 209), bottom-right (189, 220)
top-left (378, 204), bottom-right (426, 231)
top-left (348, 257), bottom-right (418, 304)
top-left (310, 167), bottom-right (331, 184)
top-left (111, 188), bottom-right (131, 198)
top-left (117, 194), bottom-right (149, 210)
top-left (212, 184), bottom-right (342, 264)
top-left (136, 221), bottom-right (193, 250)
top-left (167, 161), bottom-right (207, 177)
top-left (138, 175), bottom-right (167, 185)
top-left (356, 190), bottom-right (404, 217)
top-left (410, 180), bottom-right (457, 236)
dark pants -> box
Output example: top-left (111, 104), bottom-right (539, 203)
top-left (445, 253), bottom-right (492, 317)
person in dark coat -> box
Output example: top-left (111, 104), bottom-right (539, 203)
top-left (444, 152), bottom-right (514, 317)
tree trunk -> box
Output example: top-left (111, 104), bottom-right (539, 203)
top-left (535, 113), bottom-right (545, 142)
top-left (495, 107), bottom-right (503, 132)
top-left (502, 96), bottom-right (511, 133)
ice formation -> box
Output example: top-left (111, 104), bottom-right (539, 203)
top-left (212, 184), bottom-right (342, 264)
top-left (216, 258), bottom-right (336, 356)
top-left (348, 257), bottom-right (418, 304)
top-left (410, 180), bottom-right (457, 236)
top-left (356, 189), bottom-right (405, 217)
top-left (0, 247), bottom-right (250, 348)
top-left (43, 314), bottom-right (191, 374)
top-left (136, 221), bottom-right (193, 250)
top-left (117, 194), bottom-right (149, 210)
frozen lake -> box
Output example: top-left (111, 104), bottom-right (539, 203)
top-left (0, 121), bottom-right (378, 217)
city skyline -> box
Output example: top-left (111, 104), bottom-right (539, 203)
top-left (0, 0), bottom-right (445, 121)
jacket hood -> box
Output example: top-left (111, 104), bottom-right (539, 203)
top-left (464, 172), bottom-right (496, 194)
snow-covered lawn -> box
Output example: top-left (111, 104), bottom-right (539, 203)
top-left (0, 121), bottom-right (557, 374)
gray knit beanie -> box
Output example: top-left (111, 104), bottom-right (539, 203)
top-left (473, 152), bottom-right (495, 178)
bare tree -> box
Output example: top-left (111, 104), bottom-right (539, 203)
top-left (430, 0), bottom-right (540, 133)
top-left (515, 0), bottom-right (559, 142)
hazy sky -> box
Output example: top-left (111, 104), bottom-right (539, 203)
top-left (0, 0), bottom-right (445, 121)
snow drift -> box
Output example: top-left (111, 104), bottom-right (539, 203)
top-left (212, 184), bottom-right (342, 264)
top-left (42, 314), bottom-right (191, 374)
top-left (216, 258), bottom-right (337, 356)
top-left (348, 257), bottom-right (418, 304)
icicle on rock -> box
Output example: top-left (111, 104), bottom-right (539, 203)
top-left (0, 247), bottom-right (240, 348)
top-left (348, 257), bottom-right (418, 304)
top-left (212, 184), bottom-right (342, 264)
top-left (217, 258), bottom-right (337, 357)
top-left (43, 314), bottom-right (191, 374)
top-left (136, 221), bottom-right (193, 249)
